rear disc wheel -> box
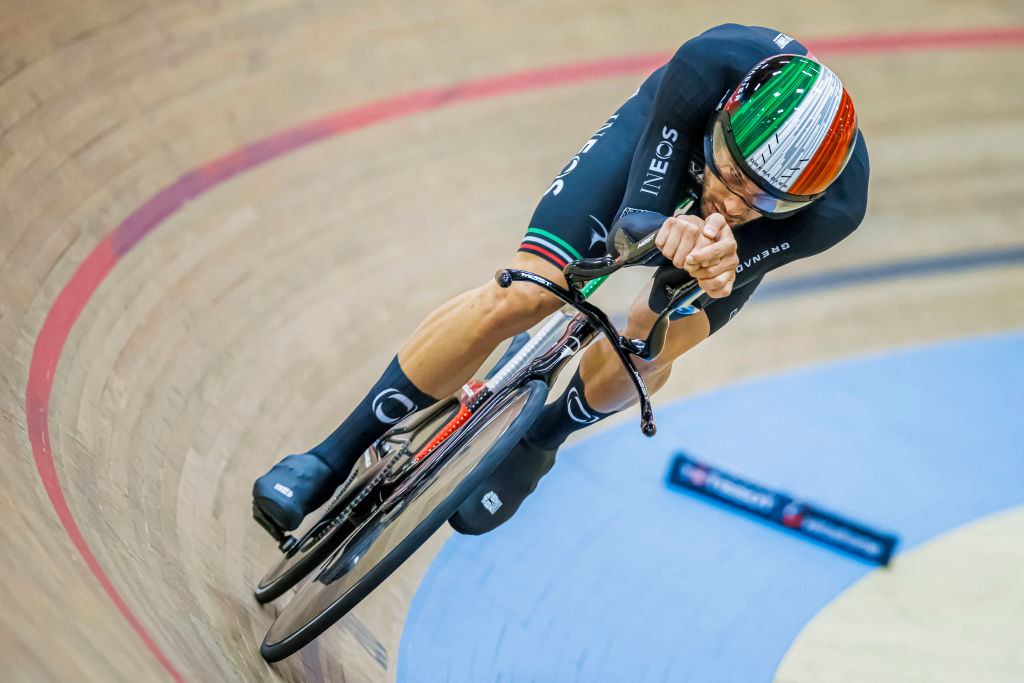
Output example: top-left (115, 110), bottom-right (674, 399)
top-left (260, 379), bottom-right (548, 662)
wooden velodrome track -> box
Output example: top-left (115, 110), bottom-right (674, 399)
top-left (2, 1), bottom-right (1023, 681)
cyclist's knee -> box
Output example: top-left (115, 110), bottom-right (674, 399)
top-left (476, 279), bottom-right (561, 339)
top-left (622, 289), bottom-right (710, 365)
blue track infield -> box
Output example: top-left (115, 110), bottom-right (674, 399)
top-left (398, 331), bottom-right (1024, 682)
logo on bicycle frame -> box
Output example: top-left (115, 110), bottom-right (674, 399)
top-left (372, 388), bottom-right (418, 424)
top-left (558, 335), bottom-right (584, 362)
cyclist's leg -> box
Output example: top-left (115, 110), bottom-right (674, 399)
top-left (447, 279), bottom-right (758, 535)
top-left (488, 275), bottom-right (763, 462)
top-left (577, 282), bottom-right (709, 412)
top-left (397, 251), bottom-right (564, 398)
top-left (253, 251), bottom-right (564, 529)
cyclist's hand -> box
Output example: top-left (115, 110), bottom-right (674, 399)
top-left (655, 215), bottom-right (715, 270)
top-left (683, 213), bottom-right (738, 298)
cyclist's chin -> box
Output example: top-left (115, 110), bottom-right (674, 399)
top-left (700, 196), bottom-right (758, 228)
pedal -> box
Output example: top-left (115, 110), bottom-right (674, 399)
top-left (252, 502), bottom-right (298, 553)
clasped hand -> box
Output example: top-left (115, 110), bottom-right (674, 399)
top-left (654, 213), bottom-right (739, 298)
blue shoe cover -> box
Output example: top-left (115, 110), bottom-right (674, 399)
top-left (253, 453), bottom-right (336, 531)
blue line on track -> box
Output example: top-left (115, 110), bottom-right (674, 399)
top-left (754, 245), bottom-right (1024, 302)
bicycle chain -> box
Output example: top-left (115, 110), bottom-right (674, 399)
top-left (304, 403), bottom-right (474, 548)
top-left (323, 461), bottom-right (361, 510)
top-left (306, 448), bottom-right (408, 547)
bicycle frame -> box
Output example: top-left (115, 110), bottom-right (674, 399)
top-left (256, 230), bottom-right (710, 658)
top-left (420, 229), bottom-right (705, 449)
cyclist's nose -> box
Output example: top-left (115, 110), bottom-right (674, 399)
top-left (721, 191), bottom-right (746, 216)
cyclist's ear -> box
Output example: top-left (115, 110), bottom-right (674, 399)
top-left (608, 210), bottom-right (669, 256)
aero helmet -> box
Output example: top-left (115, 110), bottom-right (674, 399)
top-left (704, 54), bottom-right (859, 218)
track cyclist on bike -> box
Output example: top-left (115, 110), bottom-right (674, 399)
top-left (253, 23), bottom-right (867, 536)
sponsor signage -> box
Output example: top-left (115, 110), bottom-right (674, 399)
top-left (667, 452), bottom-right (897, 565)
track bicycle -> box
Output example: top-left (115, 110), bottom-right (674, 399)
top-left (254, 224), bottom-right (705, 662)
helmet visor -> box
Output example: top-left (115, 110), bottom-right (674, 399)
top-left (704, 116), bottom-right (815, 218)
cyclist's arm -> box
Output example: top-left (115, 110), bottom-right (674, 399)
top-left (601, 49), bottom-right (717, 281)
top-left (612, 23), bottom-right (811, 223)
top-left (606, 29), bottom-right (776, 291)
top-left (612, 46), bottom-right (719, 222)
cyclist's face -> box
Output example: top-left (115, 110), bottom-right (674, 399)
top-left (701, 115), bottom-right (817, 219)
top-left (700, 164), bottom-right (762, 227)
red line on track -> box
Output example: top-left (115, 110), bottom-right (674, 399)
top-left (24, 25), bottom-right (1024, 681)
top-left (25, 237), bottom-right (187, 682)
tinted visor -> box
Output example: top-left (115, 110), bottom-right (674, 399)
top-left (704, 116), bottom-right (815, 218)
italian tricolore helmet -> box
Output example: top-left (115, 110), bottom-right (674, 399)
top-left (704, 54), bottom-right (859, 218)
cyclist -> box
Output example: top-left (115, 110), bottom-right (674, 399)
top-left (253, 23), bottom-right (868, 536)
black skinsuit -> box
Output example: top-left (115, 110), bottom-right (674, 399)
top-left (451, 24), bottom-right (871, 536)
top-left (518, 23), bottom-right (870, 333)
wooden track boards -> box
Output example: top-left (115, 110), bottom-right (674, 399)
top-left (1, 1), bottom-right (1022, 681)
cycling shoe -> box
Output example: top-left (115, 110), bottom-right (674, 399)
top-left (253, 453), bottom-right (337, 532)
